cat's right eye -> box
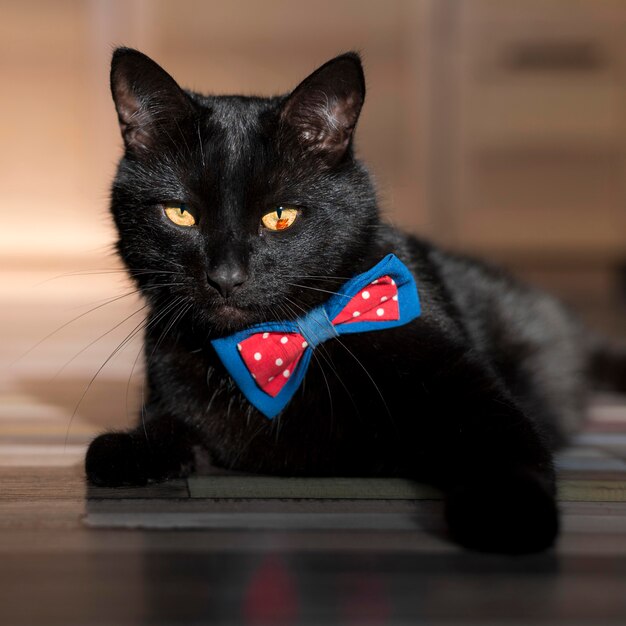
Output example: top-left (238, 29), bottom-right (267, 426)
top-left (164, 203), bottom-right (196, 227)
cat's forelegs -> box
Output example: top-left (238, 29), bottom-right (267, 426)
top-left (410, 355), bottom-right (559, 554)
top-left (85, 414), bottom-right (199, 486)
top-left (443, 463), bottom-right (558, 554)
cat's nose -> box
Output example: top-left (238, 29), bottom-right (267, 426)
top-left (205, 265), bottom-right (248, 298)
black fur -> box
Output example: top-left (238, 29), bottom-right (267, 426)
top-left (86, 48), bottom-right (621, 553)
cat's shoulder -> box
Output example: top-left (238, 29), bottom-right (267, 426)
top-left (378, 222), bottom-right (553, 319)
top-left (375, 222), bottom-right (518, 292)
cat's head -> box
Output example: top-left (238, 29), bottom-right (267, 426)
top-left (109, 48), bottom-right (379, 335)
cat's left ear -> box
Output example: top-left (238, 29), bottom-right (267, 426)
top-left (280, 52), bottom-right (365, 165)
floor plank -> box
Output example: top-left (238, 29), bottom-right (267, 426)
top-left (4, 350), bottom-right (626, 624)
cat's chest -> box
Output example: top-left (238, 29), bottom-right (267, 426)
top-left (153, 327), bottom-right (427, 473)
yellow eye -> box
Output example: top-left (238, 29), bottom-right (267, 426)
top-left (261, 206), bottom-right (299, 231)
top-left (164, 204), bottom-right (196, 227)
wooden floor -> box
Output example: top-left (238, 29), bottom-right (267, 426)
top-left (3, 267), bottom-right (626, 625)
top-left (3, 384), bottom-right (626, 625)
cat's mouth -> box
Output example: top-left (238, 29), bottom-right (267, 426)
top-left (217, 302), bottom-right (249, 317)
top-left (212, 302), bottom-right (256, 329)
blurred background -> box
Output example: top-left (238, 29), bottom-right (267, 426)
top-left (2, 0), bottom-right (626, 460)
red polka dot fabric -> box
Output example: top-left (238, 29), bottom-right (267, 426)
top-left (236, 276), bottom-right (399, 398)
top-left (238, 332), bottom-right (308, 397)
top-left (332, 275), bottom-right (399, 325)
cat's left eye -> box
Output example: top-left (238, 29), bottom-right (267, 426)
top-left (261, 206), bottom-right (299, 231)
top-left (164, 203), bottom-right (196, 227)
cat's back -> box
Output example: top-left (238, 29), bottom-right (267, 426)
top-left (401, 231), bottom-right (589, 445)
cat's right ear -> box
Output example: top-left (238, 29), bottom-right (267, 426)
top-left (110, 47), bottom-right (194, 154)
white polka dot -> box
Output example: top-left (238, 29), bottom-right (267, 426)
top-left (237, 343), bottom-right (242, 351)
top-left (391, 279), bottom-right (396, 285)
top-left (352, 311), bottom-right (360, 318)
top-left (302, 341), bottom-right (308, 349)
top-left (262, 332), bottom-right (269, 339)
top-left (283, 369), bottom-right (290, 378)
top-left (362, 290), bottom-right (370, 300)
top-left (380, 296), bottom-right (388, 302)
top-left (252, 374), bottom-right (256, 380)
top-left (376, 308), bottom-right (384, 316)
top-left (254, 352), bottom-right (262, 361)
top-left (393, 295), bottom-right (398, 301)
top-left (280, 336), bottom-right (288, 344)
top-left (275, 358), bottom-right (283, 367)
top-left (372, 279), bottom-right (379, 284)
top-left (268, 376), bottom-right (274, 382)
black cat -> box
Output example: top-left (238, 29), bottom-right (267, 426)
top-left (86, 48), bottom-right (625, 553)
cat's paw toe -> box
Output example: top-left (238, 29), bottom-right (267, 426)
top-left (85, 432), bottom-right (149, 487)
top-left (445, 471), bottom-right (559, 554)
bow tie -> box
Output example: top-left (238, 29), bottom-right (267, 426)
top-left (211, 254), bottom-right (421, 418)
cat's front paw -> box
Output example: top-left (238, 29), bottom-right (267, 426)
top-left (444, 469), bottom-right (559, 554)
top-left (85, 432), bottom-right (151, 487)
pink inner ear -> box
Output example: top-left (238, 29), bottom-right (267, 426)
top-left (111, 48), bottom-right (193, 153)
top-left (280, 54), bottom-right (364, 162)
top-left (111, 67), bottom-right (155, 152)
top-left (284, 91), bottom-right (360, 158)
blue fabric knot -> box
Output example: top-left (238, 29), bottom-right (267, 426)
top-left (297, 306), bottom-right (339, 348)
